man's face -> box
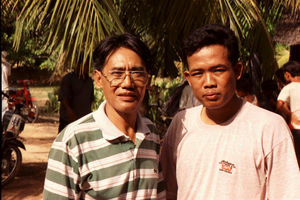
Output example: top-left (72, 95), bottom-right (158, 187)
top-left (94, 47), bottom-right (148, 115)
top-left (184, 44), bottom-right (242, 110)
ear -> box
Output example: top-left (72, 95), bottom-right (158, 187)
top-left (184, 70), bottom-right (192, 86)
top-left (234, 62), bottom-right (243, 80)
top-left (284, 72), bottom-right (292, 82)
top-left (93, 70), bottom-right (103, 89)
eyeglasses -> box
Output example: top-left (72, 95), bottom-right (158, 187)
top-left (100, 70), bottom-right (149, 87)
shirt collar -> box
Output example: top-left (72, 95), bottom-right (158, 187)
top-left (92, 101), bottom-right (151, 142)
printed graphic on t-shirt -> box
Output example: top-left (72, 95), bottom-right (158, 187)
top-left (219, 160), bottom-right (236, 174)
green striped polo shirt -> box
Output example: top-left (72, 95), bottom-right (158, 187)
top-left (43, 101), bottom-right (166, 200)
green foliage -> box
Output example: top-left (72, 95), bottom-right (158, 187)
top-left (45, 87), bottom-right (60, 113)
top-left (275, 44), bottom-right (290, 68)
top-left (13, 0), bottom-right (125, 72)
top-left (92, 87), bottom-right (106, 111)
top-left (149, 76), bottom-right (182, 104)
top-left (1, 0), bottom-right (57, 71)
top-left (145, 76), bottom-right (183, 136)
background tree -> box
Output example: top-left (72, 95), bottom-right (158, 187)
top-left (10, 0), bottom-right (300, 80)
top-left (13, 0), bottom-right (124, 77)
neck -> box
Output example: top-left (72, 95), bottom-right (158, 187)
top-left (201, 96), bottom-right (243, 125)
top-left (105, 104), bottom-right (137, 143)
top-left (291, 76), bottom-right (300, 82)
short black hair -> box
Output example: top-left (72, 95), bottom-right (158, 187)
top-left (283, 61), bottom-right (300, 77)
top-left (182, 24), bottom-right (239, 66)
top-left (275, 67), bottom-right (288, 84)
top-left (93, 33), bottom-right (152, 72)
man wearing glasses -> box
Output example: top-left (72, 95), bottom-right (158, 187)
top-left (43, 33), bottom-right (165, 199)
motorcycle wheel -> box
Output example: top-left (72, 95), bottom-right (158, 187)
top-left (28, 101), bottom-right (39, 123)
top-left (1, 145), bottom-right (22, 186)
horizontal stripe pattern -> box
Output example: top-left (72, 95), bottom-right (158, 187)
top-left (88, 168), bottom-right (158, 191)
top-left (43, 110), bottom-right (165, 199)
top-left (44, 179), bottom-right (76, 199)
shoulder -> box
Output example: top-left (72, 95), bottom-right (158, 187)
top-left (164, 105), bottom-right (202, 140)
top-left (239, 102), bottom-right (291, 143)
top-left (60, 72), bottom-right (75, 84)
top-left (173, 105), bottom-right (202, 125)
top-left (280, 82), bottom-right (300, 92)
top-left (241, 102), bottom-right (286, 124)
top-left (63, 72), bottom-right (75, 79)
top-left (2, 61), bottom-right (11, 69)
top-left (56, 112), bottom-right (100, 144)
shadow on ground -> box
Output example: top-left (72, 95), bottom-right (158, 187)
top-left (35, 110), bottom-right (59, 124)
top-left (1, 162), bottom-right (47, 200)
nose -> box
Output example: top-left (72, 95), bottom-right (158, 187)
top-left (121, 71), bottom-right (134, 88)
top-left (203, 73), bottom-right (216, 88)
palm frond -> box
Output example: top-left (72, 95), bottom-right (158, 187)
top-left (120, 0), bottom-right (278, 79)
top-left (14, 0), bottom-right (124, 71)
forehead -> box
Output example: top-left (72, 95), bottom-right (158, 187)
top-left (104, 47), bottom-right (145, 70)
top-left (187, 45), bottom-right (231, 70)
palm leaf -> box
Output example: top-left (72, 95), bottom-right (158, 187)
top-left (14, 0), bottom-right (124, 72)
top-left (120, 0), bottom-right (278, 79)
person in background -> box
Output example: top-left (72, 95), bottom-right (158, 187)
top-left (2, 51), bottom-right (12, 118)
top-left (260, 79), bottom-right (280, 112)
top-left (179, 80), bottom-right (202, 110)
top-left (43, 33), bottom-right (165, 199)
top-left (275, 65), bottom-right (290, 90)
top-left (277, 60), bottom-right (300, 166)
top-left (58, 56), bottom-right (94, 132)
top-left (160, 24), bottom-right (300, 200)
top-left (236, 74), bottom-right (258, 105)
top-left (165, 79), bottom-right (201, 118)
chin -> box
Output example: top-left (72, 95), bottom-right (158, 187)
top-left (202, 101), bottom-right (225, 110)
top-left (117, 102), bottom-right (140, 113)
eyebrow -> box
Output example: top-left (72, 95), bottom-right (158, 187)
top-left (190, 68), bottom-right (203, 73)
top-left (190, 64), bottom-right (228, 72)
top-left (111, 66), bottom-right (146, 71)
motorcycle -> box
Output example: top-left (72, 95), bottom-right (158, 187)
top-left (2, 92), bottom-right (26, 186)
top-left (8, 80), bottom-right (38, 123)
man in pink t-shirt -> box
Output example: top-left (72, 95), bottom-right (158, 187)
top-left (160, 24), bottom-right (300, 200)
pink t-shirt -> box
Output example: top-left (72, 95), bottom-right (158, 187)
top-left (161, 101), bottom-right (300, 199)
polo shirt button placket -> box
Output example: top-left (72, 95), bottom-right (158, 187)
top-left (133, 144), bottom-right (138, 188)
top-left (130, 142), bottom-right (137, 188)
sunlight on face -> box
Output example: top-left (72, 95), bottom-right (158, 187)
top-left (184, 45), bottom-right (241, 110)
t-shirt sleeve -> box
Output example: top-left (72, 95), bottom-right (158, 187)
top-left (160, 113), bottom-right (184, 199)
top-left (265, 116), bottom-right (300, 199)
top-left (277, 85), bottom-right (290, 103)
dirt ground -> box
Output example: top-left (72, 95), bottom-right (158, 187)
top-left (1, 113), bottom-right (59, 200)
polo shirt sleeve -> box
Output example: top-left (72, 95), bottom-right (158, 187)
top-left (43, 130), bottom-right (81, 199)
